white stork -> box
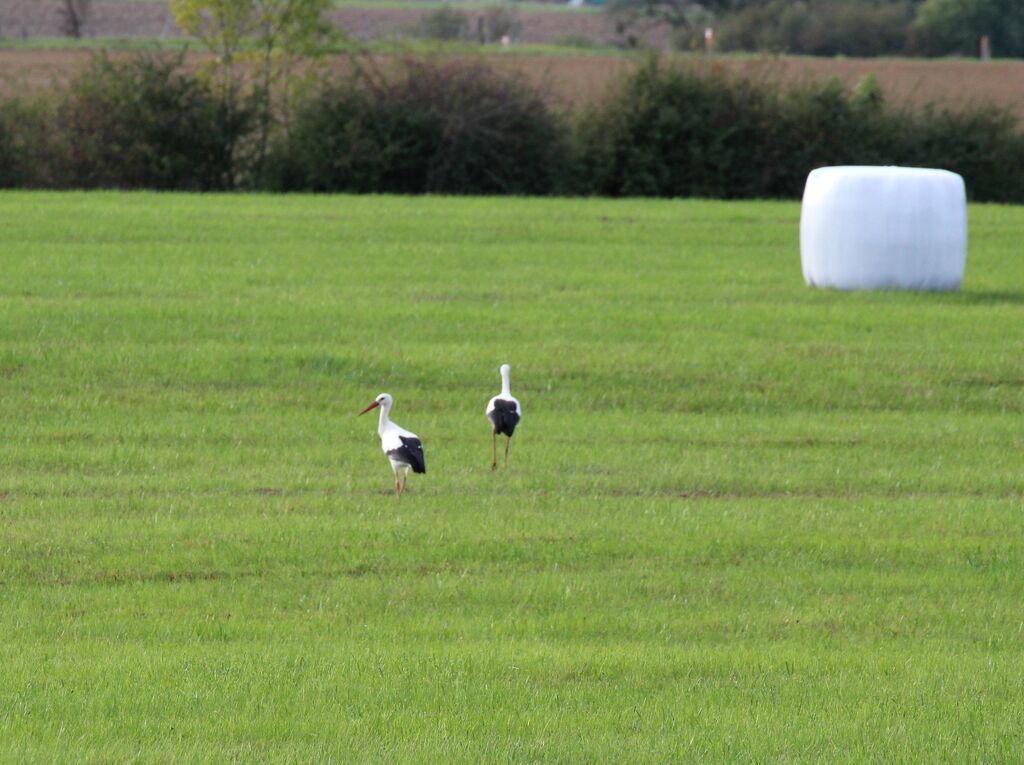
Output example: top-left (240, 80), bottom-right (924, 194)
top-left (358, 393), bottom-right (425, 498)
top-left (486, 364), bottom-right (521, 470)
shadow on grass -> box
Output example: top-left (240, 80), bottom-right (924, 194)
top-left (951, 290), bottom-right (1024, 306)
top-left (799, 288), bottom-right (1024, 308)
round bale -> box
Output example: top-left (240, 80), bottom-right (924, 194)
top-left (800, 166), bottom-right (967, 291)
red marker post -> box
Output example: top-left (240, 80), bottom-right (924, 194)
top-left (704, 27), bottom-right (715, 55)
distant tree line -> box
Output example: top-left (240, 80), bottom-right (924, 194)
top-left (49, 0), bottom-right (1024, 58)
top-left (609, 0), bottom-right (1024, 58)
top-left (177, 1), bottom-right (1023, 59)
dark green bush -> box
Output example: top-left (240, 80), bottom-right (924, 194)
top-left (759, 75), bottom-right (903, 195)
top-left (718, 0), bottom-right (913, 57)
top-left (0, 103), bottom-right (29, 188)
top-left (0, 97), bottom-right (64, 189)
top-left (574, 57), bottom-right (1024, 201)
top-left (576, 59), bottom-right (784, 198)
top-left (52, 53), bottom-right (250, 190)
top-left (419, 6), bottom-right (470, 41)
top-left (909, 0), bottom-right (1024, 58)
top-left (903, 105), bottom-right (1024, 202)
top-left (269, 57), bottom-right (570, 195)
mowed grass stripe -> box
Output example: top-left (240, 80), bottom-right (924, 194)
top-left (0, 192), bottom-right (1022, 762)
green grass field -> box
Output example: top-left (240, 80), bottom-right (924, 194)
top-left (1, 192), bottom-right (1022, 762)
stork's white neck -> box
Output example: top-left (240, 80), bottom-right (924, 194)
top-left (500, 366), bottom-right (511, 397)
top-left (377, 402), bottom-right (392, 434)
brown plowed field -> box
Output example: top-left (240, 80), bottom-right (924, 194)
top-left (1, 1), bottom-right (1022, 119)
top-left (3, 48), bottom-right (1024, 121)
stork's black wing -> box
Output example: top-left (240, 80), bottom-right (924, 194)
top-left (487, 399), bottom-right (521, 437)
top-left (388, 436), bottom-right (426, 474)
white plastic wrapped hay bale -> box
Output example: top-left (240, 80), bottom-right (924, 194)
top-left (800, 166), bottom-right (967, 291)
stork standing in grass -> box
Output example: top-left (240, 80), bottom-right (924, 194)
top-left (359, 393), bottom-right (425, 498)
top-left (486, 364), bottom-right (521, 470)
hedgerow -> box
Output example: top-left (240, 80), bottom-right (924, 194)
top-left (3, 52), bottom-right (1024, 202)
top-left (574, 57), bottom-right (1024, 201)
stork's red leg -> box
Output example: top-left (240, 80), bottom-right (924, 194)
top-left (491, 428), bottom-right (497, 471)
top-left (504, 436), bottom-right (511, 468)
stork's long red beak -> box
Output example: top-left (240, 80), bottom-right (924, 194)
top-left (358, 401), bottom-right (380, 416)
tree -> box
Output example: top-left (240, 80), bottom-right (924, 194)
top-left (716, 0), bottom-right (914, 57)
top-left (912, 0), bottom-right (1024, 57)
top-left (609, 0), bottom-right (924, 40)
top-left (605, 0), bottom-right (767, 30)
top-left (170, 0), bottom-right (338, 178)
top-left (58, 0), bottom-right (92, 38)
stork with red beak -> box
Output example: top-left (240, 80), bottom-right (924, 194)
top-left (486, 364), bottom-right (521, 470)
top-left (358, 393), bottom-right (425, 498)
